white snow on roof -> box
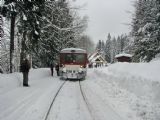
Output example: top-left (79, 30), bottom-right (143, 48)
top-left (88, 52), bottom-right (98, 61)
top-left (88, 51), bottom-right (106, 63)
top-left (115, 53), bottom-right (132, 58)
top-left (90, 55), bottom-right (101, 62)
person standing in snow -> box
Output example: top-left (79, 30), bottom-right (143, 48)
top-left (21, 58), bottom-right (31, 87)
top-left (55, 63), bottom-right (59, 76)
top-left (50, 63), bottom-right (54, 76)
top-left (0, 67), bottom-right (3, 73)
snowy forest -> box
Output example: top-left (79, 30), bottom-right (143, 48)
top-left (95, 0), bottom-right (160, 63)
top-left (0, 0), bottom-right (160, 73)
top-left (95, 33), bottom-right (131, 63)
top-left (0, 0), bottom-right (94, 73)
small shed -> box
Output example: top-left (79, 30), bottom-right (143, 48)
top-left (115, 53), bottom-right (132, 62)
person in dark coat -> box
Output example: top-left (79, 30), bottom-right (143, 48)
top-left (50, 63), bottom-right (54, 76)
top-left (21, 58), bottom-right (31, 87)
top-left (0, 67), bottom-right (3, 73)
top-left (55, 63), bottom-right (59, 76)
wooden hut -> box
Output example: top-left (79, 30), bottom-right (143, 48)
top-left (115, 53), bottom-right (132, 62)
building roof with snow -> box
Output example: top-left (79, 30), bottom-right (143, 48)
top-left (115, 53), bottom-right (132, 58)
top-left (115, 53), bottom-right (132, 62)
top-left (88, 51), bottom-right (107, 64)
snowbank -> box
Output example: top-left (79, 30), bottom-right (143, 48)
top-left (108, 60), bottom-right (160, 82)
top-left (95, 61), bottom-right (160, 102)
top-left (94, 61), bottom-right (160, 120)
top-left (106, 61), bottom-right (160, 102)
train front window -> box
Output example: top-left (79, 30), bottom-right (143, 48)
top-left (64, 54), bottom-right (72, 63)
top-left (64, 53), bottom-right (85, 63)
top-left (76, 54), bottom-right (85, 63)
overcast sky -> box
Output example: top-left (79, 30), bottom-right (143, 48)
top-left (72, 0), bottom-right (135, 43)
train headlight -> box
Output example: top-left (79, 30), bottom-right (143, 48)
top-left (80, 65), bottom-right (86, 68)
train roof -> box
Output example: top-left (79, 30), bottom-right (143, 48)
top-left (60, 48), bottom-right (87, 53)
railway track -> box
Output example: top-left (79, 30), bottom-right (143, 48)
top-left (43, 80), bottom-right (94, 120)
top-left (44, 81), bottom-right (66, 120)
top-left (79, 80), bottom-right (95, 120)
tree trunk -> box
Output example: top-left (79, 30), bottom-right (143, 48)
top-left (20, 31), bottom-right (27, 66)
top-left (10, 13), bottom-right (16, 73)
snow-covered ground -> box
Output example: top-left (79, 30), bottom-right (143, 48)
top-left (0, 60), bottom-right (160, 120)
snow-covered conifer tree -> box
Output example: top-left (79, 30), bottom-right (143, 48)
top-left (132, 0), bottom-right (160, 62)
top-left (105, 33), bottom-right (112, 63)
top-left (33, 0), bottom-right (88, 67)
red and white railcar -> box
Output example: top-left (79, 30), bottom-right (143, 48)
top-left (59, 48), bottom-right (88, 80)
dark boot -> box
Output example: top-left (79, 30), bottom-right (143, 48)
top-left (23, 84), bottom-right (29, 87)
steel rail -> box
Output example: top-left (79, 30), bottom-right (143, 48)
top-left (79, 81), bottom-right (95, 120)
top-left (44, 81), bottom-right (66, 120)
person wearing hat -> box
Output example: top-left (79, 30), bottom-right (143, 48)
top-left (20, 58), bottom-right (31, 87)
